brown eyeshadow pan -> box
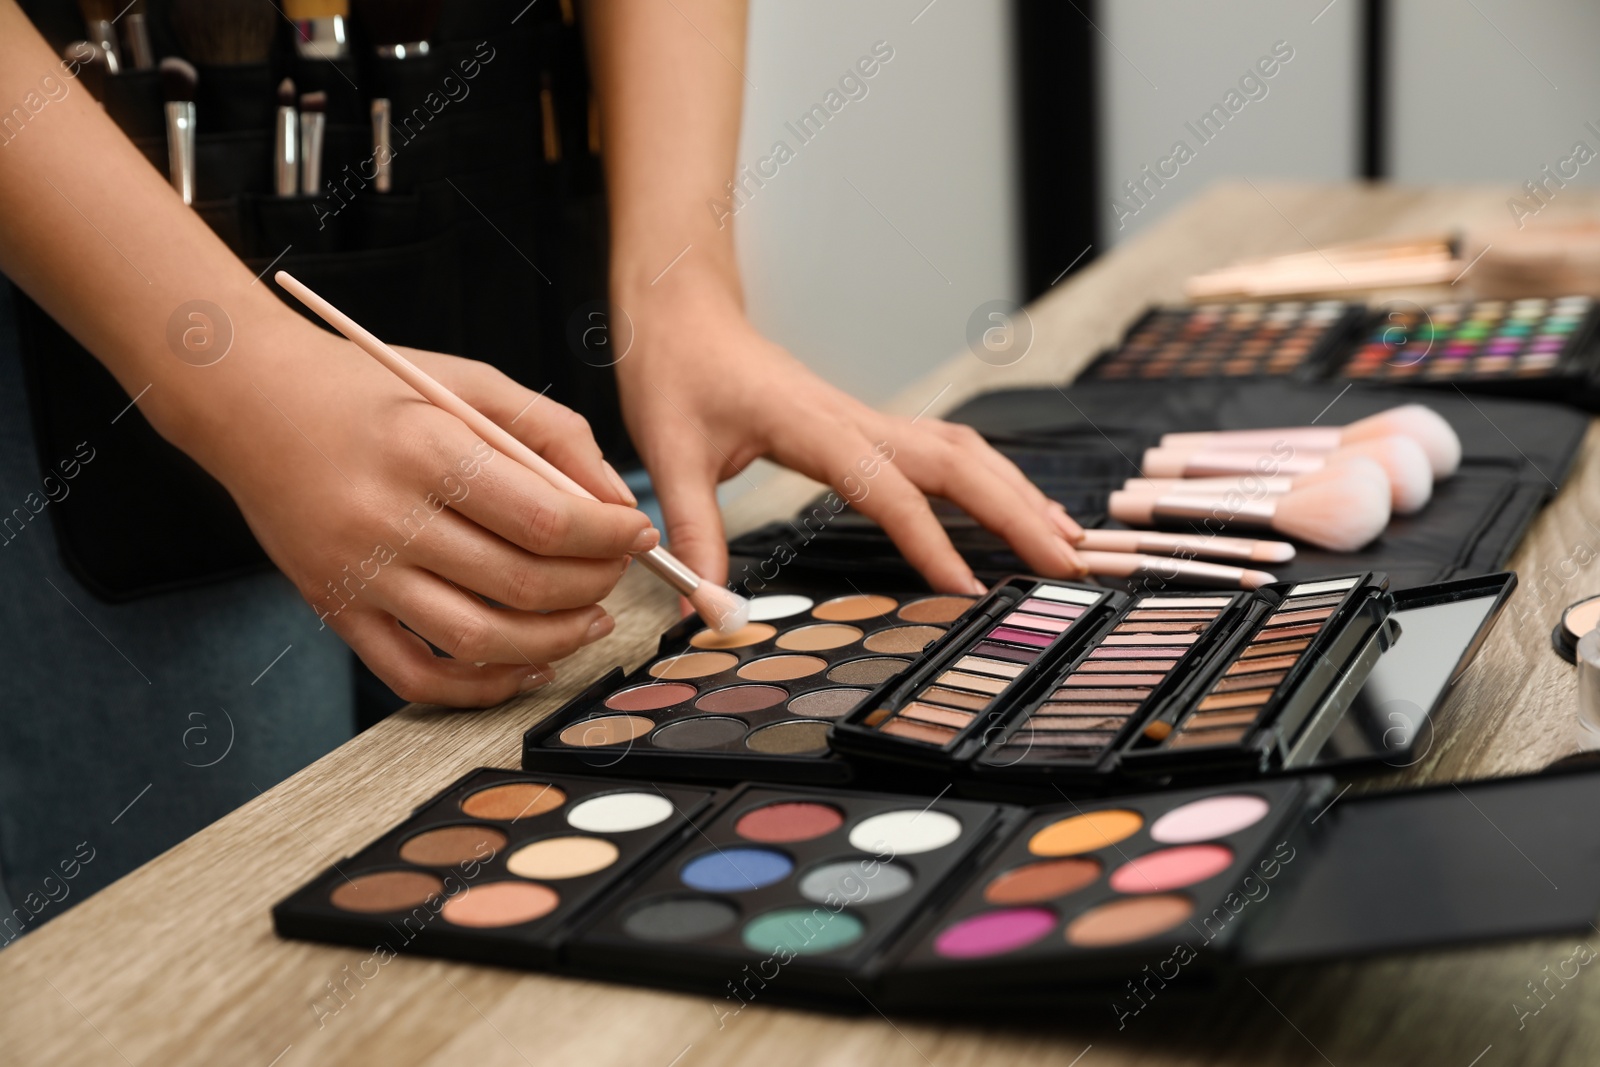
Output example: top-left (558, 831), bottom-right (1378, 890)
top-left (1077, 658), bottom-right (1179, 672)
top-left (1197, 689), bottom-right (1273, 711)
top-left (1227, 654), bottom-right (1300, 674)
top-left (1168, 726), bottom-right (1248, 748)
top-left (331, 870), bottom-right (444, 914)
top-left (1051, 688), bottom-right (1152, 702)
top-left (1253, 622), bottom-right (1324, 641)
top-left (900, 703), bottom-right (976, 729)
top-left (863, 625), bottom-right (945, 654)
top-left (736, 654), bottom-right (827, 682)
top-left (1092, 646), bottom-right (1191, 659)
top-left (827, 657), bottom-right (910, 685)
top-left (1211, 670), bottom-right (1286, 692)
top-left (1112, 621), bottom-right (1210, 634)
top-left (898, 595), bottom-right (977, 623)
top-left (919, 685), bottom-right (993, 712)
top-left (1241, 638), bottom-right (1310, 658)
top-left (1265, 607), bottom-right (1335, 626)
top-left (882, 718), bottom-right (958, 745)
top-left (811, 594), bottom-right (899, 621)
top-left (1184, 709), bottom-right (1261, 729)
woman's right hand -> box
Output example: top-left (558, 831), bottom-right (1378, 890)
top-left (167, 320), bottom-right (651, 708)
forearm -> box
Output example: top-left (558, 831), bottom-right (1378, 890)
top-left (586, 0), bottom-right (747, 309)
top-left (0, 3), bottom-right (322, 462)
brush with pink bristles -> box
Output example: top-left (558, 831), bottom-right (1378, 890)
top-left (1109, 457), bottom-right (1393, 553)
top-left (1122, 459), bottom-right (1373, 497)
top-left (1156, 403), bottom-right (1462, 478)
top-left (274, 271), bottom-right (751, 633)
top-left (1142, 435), bottom-right (1432, 514)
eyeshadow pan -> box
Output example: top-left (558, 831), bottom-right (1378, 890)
top-left (743, 908), bottom-right (864, 955)
top-left (954, 655), bottom-right (1025, 679)
top-left (1254, 622), bottom-right (1325, 642)
top-left (984, 858), bottom-right (1102, 904)
top-left (1150, 794), bottom-right (1270, 843)
top-left (897, 595), bottom-right (975, 623)
top-left (1274, 593), bottom-right (1346, 611)
top-left (1031, 715), bottom-right (1129, 731)
top-left (1197, 690), bottom-right (1272, 711)
top-left (1003, 611), bottom-right (1073, 633)
top-left (799, 860), bottom-right (913, 904)
top-left (900, 702), bottom-right (976, 729)
top-left (1124, 610), bottom-right (1220, 622)
top-left (1016, 598), bottom-right (1085, 619)
top-left (744, 594), bottom-right (815, 621)
top-left (863, 625), bottom-right (945, 654)
top-left (882, 718), bottom-right (958, 745)
top-left (1183, 709), bottom-right (1260, 729)
top-left (972, 641), bottom-right (1039, 664)
top-left (1065, 894), bottom-right (1193, 947)
top-left (650, 716), bottom-right (748, 750)
top-left (566, 792), bottom-right (673, 833)
top-left (849, 809), bottom-right (963, 854)
top-left (461, 782), bottom-right (566, 821)
top-left (1038, 702), bottom-right (1139, 714)
top-left (917, 686), bottom-right (992, 712)
top-left (936, 670), bottom-right (1010, 695)
top-left (1078, 658), bottom-right (1179, 671)
top-left (1032, 585), bottom-right (1104, 605)
top-left (736, 801), bottom-right (845, 843)
top-left (1167, 727), bottom-right (1248, 748)
top-left (605, 683), bottom-right (697, 712)
top-left (1109, 844), bottom-right (1234, 893)
top-left (1140, 596), bottom-right (1234, 608)
top-left (330, 870), bottom-right (443, 914)
top-left (934, 907), bottom-right (1056, 959)
top-left (988, 626), bottom-right (1054, 648)
top-left (1060, 673), bottom-right (1163, 686)
top-left (1050, 688), bottom-right (1151, 702)
top-left (812, 594), bottom-right (899, 621)
top-left (1029, 810), bottom-right (1142, 856)
top-left (398, 825), bottom-right (508, 867)
top-left (1289, 577), bottom-right (1358, 595)
top-left (695, 685), bottom-right (788, 714)
top-left (1092, 646), bottom-right (1189, 659)
top-left (506, 835), bottom-right (619, 879)
top-left (689, 622), bottom-right (777, 650)
top-left (1113, 621), bottom-right (1209, 634)
top-left (1265, 607), bottom-right (1334, 626)
top-left (681, 847), bottom-right (793, 892)
top-left (736, 654), bottom-right (827, 682)
top-left (827, 657), bottom-right (909, 685)
top-left (441, 882), bottom-right (559, 928)
top-left (623, 897), bottom-right (738, 942)
top-left (648, 651), bottom-right (738, 680)
top-left (779, 623), bottom-right (864, 652)
top-left (1241, 638), bottom-right (1310, 658)
top-left (744, 719), bottom-right (832, 754)
top-left (1104, 633), bottom-right (1198, 646)
top-left (1227, 654), bottom-right (1299, 674)
top-left (787, 688), bottom-right (868, 719)
top-left (1211, 670), bottom-right (1286, 692)
top-left (559, 714), bottom-right (654, 747)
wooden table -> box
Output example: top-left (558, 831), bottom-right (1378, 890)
top-left (7, 183), bottom-right (1600, 1067)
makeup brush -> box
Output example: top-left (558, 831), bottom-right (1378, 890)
top-left (122, 0), bottom-right (155, 70)
top-left (1142, 436), bottom-right (1432, 514)
top-left (286, 0), bottom-right (350, 59)
top-left (371, 98), bottom-right (393, 193)
top-left (540, 72), bottom-right (562, 164)
top-left (274, 78), bottom-right (299, 197)
top-left (169, 0), bottom-right (277, 65)
top-left (160, 58), bottom-right (198, 206)
top-left (1122, 462), bottom-right (1367, 497)
top-left (62, 42), bottom-right (107, 103)
top-left (300, 91), bottom-right (327, 195)
top-left (353, 0), bottom-right (443, 59)
top-left (76, 0), bottom-right (122, 74)
top-left (1077, 529), bottom-right (1294, 565)
top-left (1079, 550), bottom-right (1276, 591)
top-left (1157, 404), bottom-right (1462, 479)
top-left (273, 271), bottom-right (753, 633)
top-left (1109, 458), bottom-right (1392, 553)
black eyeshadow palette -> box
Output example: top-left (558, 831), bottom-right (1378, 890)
top-left (522, 591), bottom-right (980, 785)
top-left (569, 784), bottom-right (1007, 1004)
top-left (882, 777), bottom-right (1315, 1002)
top-left (971, 591), bottom-right (1250, 785)
top-left (271, 769), bottom-right (718, 967)
top-left (828, 578), bottom-right (1119, 766)
top-left (1334, 296), bottom-right (1600, 392)
top-left (1081, 300), bottom-right (1366, 381)
top-left (1120, 573), bottom-right (1392, 776)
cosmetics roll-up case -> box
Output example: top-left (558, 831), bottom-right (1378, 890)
top-left (275, 763), bottom-right (1600, 1013)
top-left (727, 380), bottom-right (1587, 592)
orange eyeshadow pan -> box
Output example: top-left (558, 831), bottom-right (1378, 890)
top-left (1228, 654), bottom-right (1299, 674)
top-left (1198, 689), bottom-right (1273, 711)
top-left (1242, 639), bottom-right (1310, 658)
top-left (882, 719), bottom-right (957, 744)
top-left (900, 703), bottom-right (976, 729)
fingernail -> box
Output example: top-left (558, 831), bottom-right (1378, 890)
top-left (1048, 502), bottom-right (1084, 541)
top-left (604, 461), bottom-right (638, 506)
top-left (968, 576), bottom-right (988, 596)
top-left (585, 613), bottom-right (616, 644)
top-left (518, 669), bottom-right (553, 692)
top-left (630, 527), bottom-right (661, 554)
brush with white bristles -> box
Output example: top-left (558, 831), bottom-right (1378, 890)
top-left (1156, 403), bottom-right (1461, 478)
top-left (1142, 434), bottom-right (1431, 514)
top-left (273, 271), bottom-right (751, 633)
top-left (1109, 457), bottom-right (1392, 552)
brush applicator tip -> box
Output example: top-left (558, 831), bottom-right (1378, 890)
top-left (688, 582), bottom-right (751, 634)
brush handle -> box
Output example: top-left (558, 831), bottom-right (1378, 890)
top-left (1077, 529), bottom-right (1288, 563)
top-left (164, 101), bottom-right (195, 205)
top-left (1143, 448), bottom-right (1326, 478)
top-left (1160, 427), bottom-right (1343, 451)
top-left (1078, 550), bottom-right (1269, 589)
top-left (273, 271), bottom-right (705, 598)
top-left (1123, 476), bottom-right (1295, 495)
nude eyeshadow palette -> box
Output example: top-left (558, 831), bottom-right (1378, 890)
top-left (1082, 300), bottom-right (1366, 381)
top-left (277, 764), bottom-right (1600, 1010)
top-left (521, 591), bottom-right (981, 785)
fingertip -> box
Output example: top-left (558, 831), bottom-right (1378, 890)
top-left (603, 461), bottom-right (638, 506)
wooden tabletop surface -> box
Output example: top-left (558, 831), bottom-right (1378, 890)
top-left (7, 182), bottom-right (1600, 1067)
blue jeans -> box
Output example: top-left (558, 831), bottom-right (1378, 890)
top-left (0, 281), bottom-right (355, 943)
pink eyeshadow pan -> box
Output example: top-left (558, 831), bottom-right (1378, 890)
top-left (1003, 612), bottom-right (1073, 634)
top-left (989, 626), bottom-right (1054, 648)
top-left (1103, 634), bottom-right (1198, 646)
top-left (1091, 647), bottom-right (1189, 659)
top-left (1017, 599), bottom-right (1084, 619)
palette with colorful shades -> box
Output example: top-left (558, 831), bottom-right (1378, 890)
top-left (1123, 573), bottom-right (1392, 774)
top-left (830, 578), bottom-right (1118, 765)
top-left (570, 784), bottom-right (1004, 1000)
top-left (971, 591), bottom-right (1249, 783)
top-left (883, 778), bottom-right (1315, 1000)
top-left (1083, 300), bottom-right (1365, 381)
top-left (522, 591), bottom-right (980, 785)
top-left (271, 770), bottom-right (717, 966)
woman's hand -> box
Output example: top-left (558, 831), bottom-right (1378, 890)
top-left (614, 282), bottom-right (1085, 595)
top-left (171, 323), bottom-right (651, 708)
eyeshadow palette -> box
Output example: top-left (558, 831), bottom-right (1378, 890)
top-left (1082, 300), bottom-right (1365, 381)
top-left (1335, 296), bottom-right (1599, 388)
top-left (972, 591), bottom-right (1249, 783)
top-left (570, 784), bottom-right (1005, 1001)
top-left (277, 763), bottom-right (1600, 1011)
top-left (522, 591), bottom-right (980, 785)
top-left (271, 769), bottom-right (718, 967)
top-left (828, 578), bottom-right (1119, 765)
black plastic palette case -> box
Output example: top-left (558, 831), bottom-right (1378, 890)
top-left (274, 765), bottom-right (1600, 1011)
top-left (521, 591), bottom-right (982, 785)
top-left (830, 572), bottom-right (1516, 794)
